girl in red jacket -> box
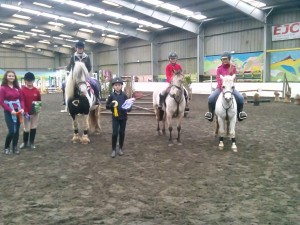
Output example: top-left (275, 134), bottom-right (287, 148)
top-left (19, 72), bottom-right (41, 150)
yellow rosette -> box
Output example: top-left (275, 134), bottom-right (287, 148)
top-left (112, 100), bottom-right (118, 117)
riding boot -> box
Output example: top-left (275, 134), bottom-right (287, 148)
top-left (204, 103), bottom-right (215, 122)
top-left (158, 94), bottom-right (165, 109)
top-left (20, 131), bottom-right (29, 149)
top-left (29, 128), bottom-right (37, 149)
top-left (184, 90), bottom-right (190, 111)
top-left (237, 103), bottom-right (247, 121)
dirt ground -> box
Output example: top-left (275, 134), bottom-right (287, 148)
top-left (0, 93), bottom-right (299, 225)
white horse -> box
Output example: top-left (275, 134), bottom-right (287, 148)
top-left (215, 74), bottom-right (237, 151)
top-left (65, 61), bottom-right (101, 144)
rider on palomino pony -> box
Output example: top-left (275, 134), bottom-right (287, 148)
top-left (158, 52), bottom-right (189, 111)
top-left (204, 51), bottom-right (247, 122)
top-left (67, 41), bottom-right (101, 104)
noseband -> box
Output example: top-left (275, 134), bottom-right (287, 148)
top-left (222, 90), bottom-right (234, 110)
top-left (169, 84), bottom-right (184, 103)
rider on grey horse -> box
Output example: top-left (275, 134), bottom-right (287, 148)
top-left (204, 51), bottom-right (247, 122)
top-left (158, 52), bottom-right (189, 111)
top-left (67, 41), bottom-right (101, 104)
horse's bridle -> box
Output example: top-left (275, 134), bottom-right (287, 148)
top-left (221, 90), bottom-right (234, 110)
top-left (169, 84), bottom-right (184, 103)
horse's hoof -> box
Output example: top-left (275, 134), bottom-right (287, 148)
top-left (218, 141), bottom-right (224, 148)
top-left (232, 144), bottom-right (237, 152)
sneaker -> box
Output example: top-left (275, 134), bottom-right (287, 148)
top-left (30, 144), bottom-right (36, 150)
top-left (111, 150), bottom-right (116, 158)
top-left (19, 143), bottom-right (27, 149)
top-left (13, 148), bottom-right (20, 155)
top-left (118, 148), bottom-right (124, 156)
top-left (238, 111), bottom-right (247, 121)
top-left (4, 148), bottom-right (10, 155)
top-left (205, 112), bottom-right (213, 122)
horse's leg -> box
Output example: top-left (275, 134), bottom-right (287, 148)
top-left (218, 117), bottom-right (225, 148)
top-left (166, 115), bottom-right (173, 146)
top-left (72, 116), bottom-right (81, 143)
top-left (95, 105), bottom-right (101, 133)
top-left (81, 114), bottom-right (90, 144)
top-left (229, 118), bottom-right (237, 152)
top-left (176, 116), bottom-right (183, 145)
top-left (214, 116), bottom-right (219, 137)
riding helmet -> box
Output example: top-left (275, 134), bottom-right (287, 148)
top-left (75, 41), bottom-right (85, 49)
top-left (111, 77), bottom-right (123, 85)
top-left (24, 72), bottom-right (35, 81)
top-left (221, 51), bottom-right (231, 60)
top-left (168, 51), bottom-right (178, 59)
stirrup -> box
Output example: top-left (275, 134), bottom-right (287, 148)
top-left (238, 111), bottom-right (247, 121)
top-left (205, 112), bottom-right (213, 122)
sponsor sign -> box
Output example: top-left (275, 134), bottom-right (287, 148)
top-left (272, 22), bottom-right (300, 41)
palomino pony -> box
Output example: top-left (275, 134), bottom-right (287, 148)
top-left (214, 74), bottom-right (237, 151)
top-left (65, 61), bottom-right (101, 144)
top-left (153, 70), bottom-right (186, 146)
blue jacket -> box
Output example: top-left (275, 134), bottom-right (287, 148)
top-left (106, 91), bottom-right (130, 120)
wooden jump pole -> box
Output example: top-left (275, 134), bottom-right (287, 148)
top-left (132, 105), bottom-right (155, 113)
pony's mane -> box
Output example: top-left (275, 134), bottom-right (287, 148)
top-left (65, 61), bottom-right (89, 99)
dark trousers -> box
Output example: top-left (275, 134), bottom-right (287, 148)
top-left (4, 111), bottom-right (20, 149)
top-left (112, 118), bottom-right (127, 150)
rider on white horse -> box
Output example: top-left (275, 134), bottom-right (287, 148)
top-left (205, 51), bottom-right (247, 122)
top-left (158, 52), bottom-right (189, 111)
top-left (67, 41), bottom-right (101, 104)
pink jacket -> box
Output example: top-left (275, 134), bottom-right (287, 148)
top-left (216, 63), bottom-right (237, 90)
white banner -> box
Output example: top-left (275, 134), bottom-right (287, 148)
top-left (272, 22), bottom-right (300, 41)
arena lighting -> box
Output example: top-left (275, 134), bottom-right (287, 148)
top-left (12, 14), bottom-right (31, 20)
top-left (79, 28), bottom-right (94, 33)
top-left (85, 5), bottom-right (105, 14)
top-left (107, 21), bottom-right (120, 25)
top-left (33, 2), bottom-right (52, 8)
top-left (25, 45), bottom-right (35, 48)
top-left (0, 23), bottom-right (15, 28)
top-left (73, 12), bottom-right (91, 17)
top-left (48, 21), bottom-right (64, 27)
top-left (39, 34), bottom-right (51, 38)
top-left (107, 34), bottom-right (119, 39)
top-left (13, 36), bottom-right (26, 40)
top-left (102, 0), bottom-right (119, 7)
top-left (31, 28), bottom-right (45, 33)
top-left (53, 36), bottom-right (63, 40)
top-left (25, 31), bottom-right (37, 36)
top-left (62, 44), bottom-right (72, 48)
top-left (11, 29), bottom-right (24, 33)
top-left (17, 34), bottom-right (30, 38)
top-left (136, 28), bottom-right (149, 32)
top-left (160, 3), bottom-right (179, 11)
top-left (85, 39), bottom-right (96, 43)
top-left (59, 34), bottom-right (73, 38)
top-left (65, 0), bottom-right (86, 8)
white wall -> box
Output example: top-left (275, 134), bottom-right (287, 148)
top-left (134, 82), bottom-right (300, 98)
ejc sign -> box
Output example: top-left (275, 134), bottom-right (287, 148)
top-left (272, 22), bottom-right (300, 41)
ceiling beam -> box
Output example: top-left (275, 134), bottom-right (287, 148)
top-left (109, 0), bottom-right (200, 34)
top-left (220, 0), bottom-right (266, 23)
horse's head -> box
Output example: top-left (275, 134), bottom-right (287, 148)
top-left (72, 61), bottom-right (89, 96)
top-left (221, 74), bottom-right (236, 102)
top-left (171, 69), bottom-right (184, 88)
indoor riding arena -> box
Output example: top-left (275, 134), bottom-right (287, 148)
top-left (0, 93), bottom-right (299, 225)
top-left (1, 0), bottom-right (300, 224)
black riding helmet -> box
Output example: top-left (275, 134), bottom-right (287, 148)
top-left (24, 72), bottom-right (35, 81)
top-left (111, 77), bottom-right (123, 85)
top-left (168, 51), bottom-right (178, 59)
top-left (221, 51), bottom-right (231, 60)
top-left (75, 41), bottom-right (85, 49)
